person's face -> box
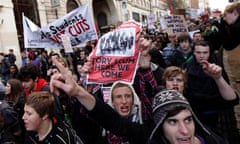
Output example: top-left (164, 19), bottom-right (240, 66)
top-left (22, 79), bottom-right (35, 92)
top-left (80, 51), bottom-right (86, 60)
top-left (166, 74), bottom-right (185, 94)
top-left (179, 40), bottom-right (190, 51)
top-left (224, 10), bottom-right (238, 25)
top-left (194, 45), bottom-right (210, 64)
top-left (9, 66), bottom-right (17, 73)
top-left (169, 35), bottom-right (177, 44)
top-left (51, 55), bottom-right (58, 62)
top-left (112, 86), bottom-right (133, 117)
top-left (5, 83), bottom-right (11, 95)
top-left (22, 104), bottom-right (42, 131)
top-left (163, 109), bottom-right (195, 144)
top-left (193, 34), bottom-right (202, 43)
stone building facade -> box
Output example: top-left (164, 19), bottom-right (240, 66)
top-left (0, 0), bottom-right (169, 66)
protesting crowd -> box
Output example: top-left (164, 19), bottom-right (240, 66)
top-left (0, 1), bottom-right (240, 144)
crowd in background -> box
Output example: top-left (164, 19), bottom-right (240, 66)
top-left (0, 1), bottom-right (240, 144)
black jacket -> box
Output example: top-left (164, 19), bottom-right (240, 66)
top-left (184, 58), bottom-right (239, 113)
top-left (89, 98), bottom-right (228, 144)
top-left (205, 17), bottom-right (240, 51)
top-left (89, 98), bottom-right (154, 144)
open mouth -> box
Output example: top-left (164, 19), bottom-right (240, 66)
top-left (172, 87), bottom-right (179, 91)
top-left (120, 106), bottom-right (129, 113)
top-left (177, 137), bottom-right (192, 144)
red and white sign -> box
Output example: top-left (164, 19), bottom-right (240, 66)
top-left (87, 20), bottom-right (142, 84)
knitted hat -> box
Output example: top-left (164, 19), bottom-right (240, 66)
top-left (149, 90), bottom-right (209, 140)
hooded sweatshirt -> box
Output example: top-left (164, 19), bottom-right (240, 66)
top-left (106, 81), bottom-right (143, 144)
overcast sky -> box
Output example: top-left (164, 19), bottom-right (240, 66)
top-left (208, 0), bottom-right (230, 11)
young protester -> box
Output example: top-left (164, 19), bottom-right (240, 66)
top-left (49, 58), bottom-right (228, 144)
top-left (161, 66), bottom-right (187, 94)
top-left (83, 37), bottom-right (164, 124)
top-left (17, 63), bottom-right (64, 121)
top-left (169, 33), bottom-right (193, 67)
top-left (108, 81), bottom-right (142, 121)
top-left (148, 90), bottom-right (227, 144)
top-left (8, 49), bottom-right (16, 65)
top-left (162, 34), bottom-right (178, 66)
top-left (206, 2), bottom-right (240, 51)
top-left (183, 40), bottom-right (240, 143)
top-left (0, 100), bottom-right (23, 144)
top-left (4, 79), bottom-right (25, 142)
top-left (2, 64), bottom-right (19, 85)
top-left (105, 81), bottom-right (142, 143)
top-left (192, 31), bottom-right (203, 44)
top-left (5, 79), bottom-right (23, 104)
top-left (22, 91), bottom-right (83, 144)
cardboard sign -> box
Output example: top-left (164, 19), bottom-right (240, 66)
top-left (161, 15), bottom-right (188, 35)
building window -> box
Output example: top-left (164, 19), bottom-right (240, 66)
top-left (132, 12), bottom-right (140, 22)
top-left (67, 0), bottom-right (79, 13)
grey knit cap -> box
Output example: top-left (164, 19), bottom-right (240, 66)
top-left (149, 89), bottom-right (210, 140)
top-left (152, 90), bottom-right (190, 123)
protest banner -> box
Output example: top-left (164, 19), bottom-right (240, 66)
top-left (161, 15), bottom-right (188, 35)
top-left (87, 20), bottom-right (142, 84)
top-left (23, 4), bottom-right (98, 48)
top-left (148, 13), bottom-right (156, 29)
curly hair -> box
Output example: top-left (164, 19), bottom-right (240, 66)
top-left (17, 63), bottom-right (40, 81)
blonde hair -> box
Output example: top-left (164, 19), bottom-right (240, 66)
top-left (224, 2), bottom-right (240, 14)
top-left (162, 66), bottom-right (187, 89)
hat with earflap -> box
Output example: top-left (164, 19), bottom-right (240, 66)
top-left (149, 90), bottom-right (210, 142)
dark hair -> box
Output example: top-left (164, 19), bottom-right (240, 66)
top-left (164, 106), bottom-right (189, 120)
top-left (50, 53), bottom-right (60, 58)
top-left (193, 31), bottom-right (202, 37)
top-left (193, 40), bottom-right (216, 63)
top-left (9, 64), bottom-right (19, 76)
top-left (5, 79), bottom-right (23, 103)
top-left (177, 33), bottom-right (192, 43)
top-left (17, 63), bottom-right (40, 81)
top-left (193, 40), bottom-right (211, 50)
top-left (77, 60), bottom-right (85, 66)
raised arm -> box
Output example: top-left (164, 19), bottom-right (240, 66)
top-left (202, 61), bottom-right (237, 100)
top-left (50, 58), bottom-right (150, 144)
top-left (50, 58), bottom-right (96, 110)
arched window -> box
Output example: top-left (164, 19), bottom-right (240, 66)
top-left (67, 0), bottom-right (79, 13)
top-left (97, 12), bottom-right (107, 28)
